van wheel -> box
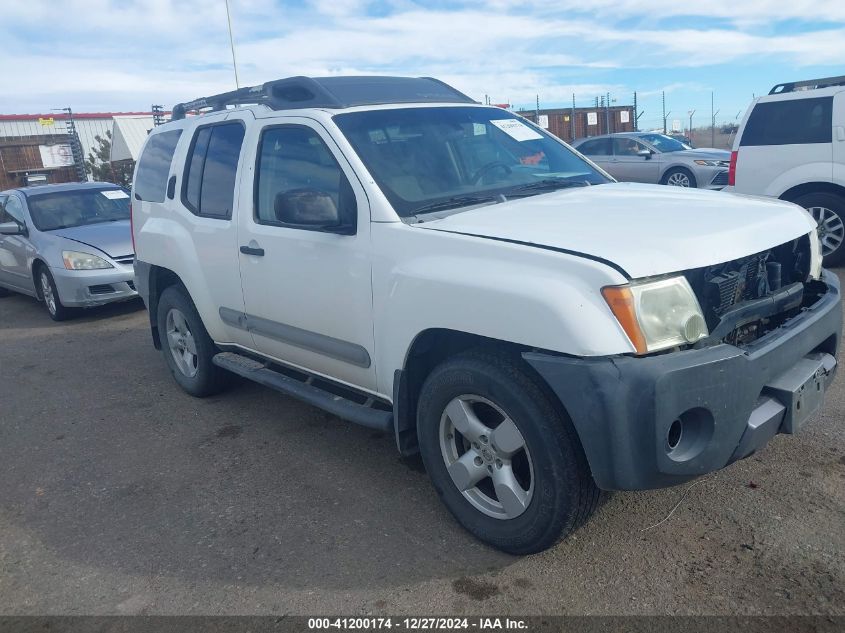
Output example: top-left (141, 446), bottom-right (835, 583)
top-left (156, 285), bottom-right (229, 397)
top-left (794, 192), bottom-right (845, 266)
top-left (38, 267), bottom-right (73, 321)
top-left (417, 350), bottom-right (599, 554)
top-left (663, 167), bottom-right (696, 188)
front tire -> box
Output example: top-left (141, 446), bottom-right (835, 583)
top-left (663, 167), bottom-right (696, 188)
top-left (156, 285), bottom-right (229, 397)
top-left (417, 350), bottom-right (599, 554)
top-left (38, 267), bottom-right (73, 321)
top-left (792, 192), bottom-right (845, 267)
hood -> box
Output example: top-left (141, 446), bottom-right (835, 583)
top-left (49, 220), bottom-right (133, 258)
top-left (415, 183), bottom-right (816, 279)
top-left (672, 148), bottom-right (731, 160)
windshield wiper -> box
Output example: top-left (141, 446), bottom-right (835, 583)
top-left (408, 194), bottom-right (502, 219)
top-left (505, 179), bottom-right (589, 197)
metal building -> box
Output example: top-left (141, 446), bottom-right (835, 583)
top-left (517, 105), bottom-right (636, 142)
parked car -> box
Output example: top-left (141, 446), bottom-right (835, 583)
top-left (0, 182), bottom-right (137, 320)
top-left (132, 76), bottom-right (840, 554)
top-left (572, 132), bottom-right (730, 189)
top-left (724, 74), bottom-right (845, 266)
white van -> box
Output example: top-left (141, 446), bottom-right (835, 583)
top-left (725, 75), bottom-right (845, 265)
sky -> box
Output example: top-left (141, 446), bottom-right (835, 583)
top-left (1, 0), bottom-right (844, 131)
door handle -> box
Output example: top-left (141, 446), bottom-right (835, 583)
top-left (240, 245), bottom-right (265, 256)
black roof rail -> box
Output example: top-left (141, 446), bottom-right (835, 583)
top-left (171, 75), bottom-right (477, 120)
top-left (769, 75), bottom-right (845, 95)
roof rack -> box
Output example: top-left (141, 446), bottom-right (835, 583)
top-left (769, 75), bottom-right (845, 95)
top-left (171, 75), bottom-right (477, 120)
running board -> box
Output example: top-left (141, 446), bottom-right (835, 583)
top-left (212, 352), bottom-right (393, 432)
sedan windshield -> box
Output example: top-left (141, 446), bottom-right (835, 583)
top-left (27, 188), bottom-right (130, 231)
top-left (638, 134), bottom-right (692, 153)
top-left (333, 106), bottom-right (610, 217)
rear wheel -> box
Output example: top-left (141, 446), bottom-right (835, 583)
top-left (793, 192), bottom-right (845, 266)
top-left (38, 267), bottom-right (73, 321)
top-left (156, 285), bottom-right (229, 397)
top-left (417, 350), bottom-right (599, 554)
top-left (663, 167), bottom-right (697, 188)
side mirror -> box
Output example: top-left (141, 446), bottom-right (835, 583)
top-left (0, 221), bottom-right (25, 236)
top-left (274, 189), bottom-right (353, 234)
top-left (637, 149), bottom-right (653, 160)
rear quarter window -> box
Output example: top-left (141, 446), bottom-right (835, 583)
top-left (740, 96), bottom-right (833, 146)
top-left (134, 130), bottom-right (182, 202)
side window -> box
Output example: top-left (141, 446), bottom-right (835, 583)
top-left (740, 96), bottom-right (833, 146)
top-left (613, 138), bottom-right (646, 156)
top-left (2, 195), bottom-right (25, 224)
top-left (182, 123), bottom-right (245, 219)
top-left (134, 130), bottom-right (182, 202)
top-left (577, 138), bottom-right (611, 156)
top-left (254, 126), bottom-right (356, 229)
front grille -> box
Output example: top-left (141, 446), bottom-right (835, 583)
top-left (113, 255), bottom-right (134, 265)
top-left (89, 284), bottom-right (115, 295)
top-left (710, 171), bottom-right (729, 186)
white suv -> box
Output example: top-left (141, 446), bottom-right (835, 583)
top-left (132, 76), bottom-right (841, 554)
top-left (726, 75), bottom-right (845, 265)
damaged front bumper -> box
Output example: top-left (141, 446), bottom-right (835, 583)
top-left (524, 269), bottom-right (841, 491)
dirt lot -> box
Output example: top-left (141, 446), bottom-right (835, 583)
top-left (0, 272), bottom-right (843, 616)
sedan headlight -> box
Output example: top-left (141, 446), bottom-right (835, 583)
top-left (693, 159), bottom-right (727, 167)
top-left (808, 229), bottom-right (823, 280)
top-left (62, 250), bottom-right (113, 270)
top-left (602, 276), bottom-right (708, 354)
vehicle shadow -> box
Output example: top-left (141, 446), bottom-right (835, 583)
top-left (0, 293), bottom-right (144, 330)
top-left (0, 319), bottom-right (515, 592)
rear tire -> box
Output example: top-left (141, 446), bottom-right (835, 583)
top-left (38, 267), bottom-right (74, 321)
top-left (792, 192), bottom-right (845, 267)
top-left (417, 349), bottom-right (599, 554)
top-left (156, 285), bottom-right (229, 397)
top-left (663, 167), bottom-right (696, 188)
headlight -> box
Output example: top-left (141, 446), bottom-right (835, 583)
top-left (602, 276), bottom-right (708, 354)
top-left (693, 159), bottom-right (725, 167)
top-left (808, 229), bottom-right (823, 280)
top-left (62, 250), bottom-right (113, 270)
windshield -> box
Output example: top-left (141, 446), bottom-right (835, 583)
top-left (27, 187), bottom-right (130, 231)
top-left (638, 134), bottom-right (692, 153)
top-left (333, 106), bottom-right (610, 217)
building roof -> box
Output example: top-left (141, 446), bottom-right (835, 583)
top-left (0, 112), bottom-right (163, 121)
top-left (110, 115), bottom-right (155, 162)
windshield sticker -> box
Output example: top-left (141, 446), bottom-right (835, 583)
top-left (101, 190), bottom-right (129, 200)
top-left (472, 123), bottom-right (487, 136)
top-left (490, 119), bottom-right (543, 142)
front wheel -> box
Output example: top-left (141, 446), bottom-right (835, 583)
top-left (156, 285), bottom-right (229, 397)
top-left (417, 350), bottom-right (599, 554)
top-left (38, 267), bottom-right (73, 321)
top-left (793, 192), bottom-right (845, 267)
top-left (663, 167), bottom-right (697, 188)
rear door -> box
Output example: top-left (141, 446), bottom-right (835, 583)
top-left (0, 194), bottom-right (36, 292)
top-left (611, 138), bottom-right (660, 183)
top-left (735, 94), bottom-right (834, 196)
top-left (575, 138), bottom-right (614, 174)
top-left (833, 90), bottom-right (845, 179)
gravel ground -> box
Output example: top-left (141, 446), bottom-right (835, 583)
top-left (0, 271), bottom-right (843, 616)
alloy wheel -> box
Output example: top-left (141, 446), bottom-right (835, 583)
top-left (40, 272), bottom-right (57, 316)
top-left (166, 308), bottom-right (199, 378)
top-left (439, 395), bottom-right (534, 520)
top-left (808, 206), bottom-right (844, 257)
top-left (666, 172), bottom-right (691, 187)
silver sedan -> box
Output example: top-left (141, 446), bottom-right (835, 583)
top-left (0, 182), bottom-right (137, 321)
top-left (572, 132), bottom-right (731, 190)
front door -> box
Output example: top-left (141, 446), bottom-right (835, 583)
top-left (612, 138), bottom-right (661, 183)
top-left (0, 194), bottom-right (36, 292)
top-left (235, 118), bottom-right (377, 392)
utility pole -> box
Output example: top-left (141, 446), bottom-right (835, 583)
top-left (633, 91), bottom-right (638, 131)
top-left (605, 92), bottom-right (611, 134)
top-left (535, 94), bottom-right (540, 124)
top-left (662, 91), bottom-right (667, 133)
top-left (152, 104), bottom-right (165, 127)
top-left (56, 107), bottom-right (86, 182)
top-left (571, 93), bottom-right (576, 142)
top-left (711, 91), bottom-right (716, 147)
top-left (688, 109), bottom-right (695, 143)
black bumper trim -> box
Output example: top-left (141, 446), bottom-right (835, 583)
top-left (524, 270), bottom-right (841, 491)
